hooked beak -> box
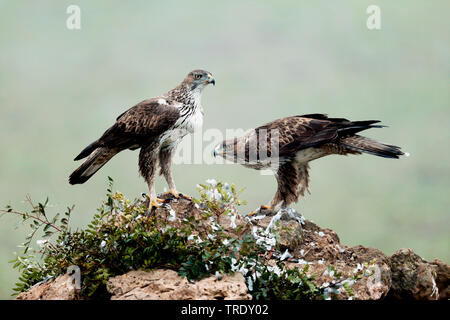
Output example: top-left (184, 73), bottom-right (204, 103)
top-left (206, 74), bottom-right (215, 86)
top-left (213, 144), bottom-right (220, 157)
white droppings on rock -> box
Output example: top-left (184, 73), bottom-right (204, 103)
top-left (280, 249), bottom-right (293, 261)
top-left (168, 209), bottom-right (176, 222)
top-left (229, 213), bottom-right (237, 229)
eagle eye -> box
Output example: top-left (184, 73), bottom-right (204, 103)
top-left (194, 74), bottom-right (202, 80)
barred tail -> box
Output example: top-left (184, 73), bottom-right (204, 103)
top-left (340, 135), bottom-right (406, 159)
top-left (69, 147), bottom-right (118, 184)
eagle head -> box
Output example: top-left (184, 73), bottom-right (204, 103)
top-left (214, 137), bottom-right (240, 162)
top-left (185, 69), bottom-right (215, 90)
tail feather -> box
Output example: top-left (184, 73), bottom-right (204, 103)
top-left (69, 147), bottom-right (117, 184)
top-left (337, 121), bottom-right (386, 136)
top-left (340, 135), bottom-right (404, 159)
top-left (74, 140), bottom-right (101, 161)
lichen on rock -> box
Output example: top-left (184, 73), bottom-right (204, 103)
top-left (6, 179), bottom-right (449, 300)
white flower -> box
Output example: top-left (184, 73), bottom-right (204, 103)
top-left (268, 264), bottom-right (282, 276)
top-left (210, 218), bottom-right (220, 231)
top-left (206, 189), bottom-right (222, 201)
top-left (206, 179), bottom-right (217, 186)
top-left (36, 239), bottom-right (49, 248)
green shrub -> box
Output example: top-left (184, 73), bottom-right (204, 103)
top-left (2, 177), bottom-right (355, 300)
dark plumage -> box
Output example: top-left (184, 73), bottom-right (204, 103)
top-left (214, 113), bottom-right (406, 210)
top-left (69, 70), bottom-right (215, 208)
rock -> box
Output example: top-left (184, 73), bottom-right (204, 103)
top-left (276, 220), bottom-right (303, 251)
top-left (107, 269), bottom-right (251, 300)
top-left (16, 274), bottom-right (78, 300)
top-left (387, 248), bottom-right (447, 300)
top-left (16, 195), bottom-right (450, 300)
top-left (431, 258), bottom-right (450, 300)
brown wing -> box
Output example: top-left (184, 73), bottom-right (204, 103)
top-left (255, 114), bottom-right (382, 158)
top-left (102, 98), bottom-right (180, 147)
top-left (74, 98), bottom-right (180, 160)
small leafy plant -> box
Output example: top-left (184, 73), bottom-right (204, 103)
top-left (2, 177), bottom-right (356, 300)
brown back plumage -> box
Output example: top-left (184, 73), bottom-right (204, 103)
top-left (216, 113), bottom-right (405, 208)
top-left (257, 114), bottom-right (387, 156)
top-left (243, 113), bottom-right (403, 160)
top-left (69, 99), bottom-right (180, 185)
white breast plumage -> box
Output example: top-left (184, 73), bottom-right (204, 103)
top-left (184, 107), bottom-right (203, 133)
top-left (160, 106), bottom-right (203, 148)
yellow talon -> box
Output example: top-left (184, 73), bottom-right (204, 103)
top-left (162, 189), bottom-right (192, 200)
top-left (163, 189), bottom-right (181, 198)
top-left (248, 205), bottom-right (272, 216)
top-left (145, 195), bottom-right (165, 210)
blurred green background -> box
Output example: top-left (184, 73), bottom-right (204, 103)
top-left (0, 0), bottom-right (448, 298)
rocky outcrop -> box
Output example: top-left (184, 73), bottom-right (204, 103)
top-left (16, 274), bottom-right (78, 300)
top-left (16, 195), bottom-right (449, 300)
top-left (387, 248), bottom-right (449, 300)
top-left (107, 269), bottom-right (251, 300)
top-left (250, 210), bottom-right (393, 300)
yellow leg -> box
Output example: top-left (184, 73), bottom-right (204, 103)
top-left (146, 195), bottom-right (166, 210)
top-left (248, 204), bottom-right (273, 216)
top-left (162, 189), bottom-right (192, 200)
top-left (162, 189), bottom-right (181, 198)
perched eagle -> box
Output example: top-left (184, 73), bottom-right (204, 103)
top-left (214, 114), bottom-right (406, 211)
top-left (69, 70), bottom-right (215, 208)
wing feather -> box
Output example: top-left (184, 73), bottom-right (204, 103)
top-left (254, 114), bottom-right (382, 158)
top-left (99, 98), bottom-right (180, 149)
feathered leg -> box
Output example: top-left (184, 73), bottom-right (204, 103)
top-left (139, 144), bottom-right (165, 210)
top-left (271, 162), bottom-right (306, 209)
top-left (159, 146), bottom-right (191, 200)
top-left (249, 162), bottom-right (301, 215)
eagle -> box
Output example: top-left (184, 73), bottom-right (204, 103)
top-left (214, 114), bottom-right (406, 212)
top-left (69, 70), bottom-right (215, 209)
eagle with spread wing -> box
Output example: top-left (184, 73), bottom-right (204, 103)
top-left (69, 70), bottom-right (215, 208)
top-left (214, 114), bottom-right (406, 212)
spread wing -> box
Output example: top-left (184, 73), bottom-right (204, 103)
top-left (256, 114), bottom-right (382, 158)
top-left (74, 98), bottom-right (181, 160)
